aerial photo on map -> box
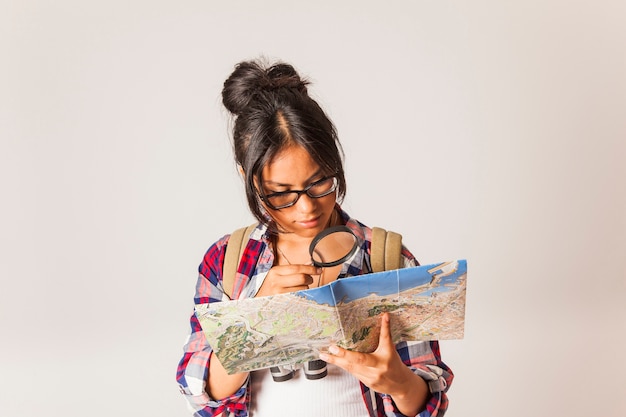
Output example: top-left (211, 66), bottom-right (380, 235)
top-left (195, 260), bottom-right (467, 374)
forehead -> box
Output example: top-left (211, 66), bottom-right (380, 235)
top-left (262, 145), bottom-right (321, 184)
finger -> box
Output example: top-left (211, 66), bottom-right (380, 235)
top-left (272, 267), bottom-right (315, 286)
top-left (291, 273), bottom-right (314, 287)
top-left (299, 265), bottom-right (323, 276)
top-left (259, 268), bottom-right (316, 296)
top-left (278, 264), bottom-right (322, 275)
top-left (375, 312), bottom-right (394, 353)
top-left (318, 345), bottom-right (342, 366)
top-left (277, 283), bottom-right (312, 294)
top-left (320, 344), bottom-right (374, 368)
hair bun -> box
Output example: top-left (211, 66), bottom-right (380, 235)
top-left (266, 63), bottom-right (308, 92)
top-left (222, 60), bottom-right (309, 115)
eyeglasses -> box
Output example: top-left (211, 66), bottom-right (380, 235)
top-left (260, 176), bottom-right (338, 210)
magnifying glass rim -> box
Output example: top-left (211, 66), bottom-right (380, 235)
top-left (308, 225), bottom-right (358, 267)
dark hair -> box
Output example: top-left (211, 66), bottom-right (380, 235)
top-left (222, 59), bottom-right (346, 226)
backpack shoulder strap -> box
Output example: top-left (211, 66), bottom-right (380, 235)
top-left (371, 227), bottom-right (403, 273)
top-left (222, 223), bottom-right (258, 298)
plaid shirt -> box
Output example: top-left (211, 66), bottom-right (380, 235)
top-left (176, 207), bottom-right (453, 417)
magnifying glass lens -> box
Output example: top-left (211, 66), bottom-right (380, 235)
top-left (309, 226), bottom-right (358, 268)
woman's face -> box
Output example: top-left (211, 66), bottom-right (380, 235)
top-left (259, 145), bottom-right (336, 238)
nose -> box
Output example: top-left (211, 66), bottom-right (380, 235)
top-left (294, 191), bottom-right (317, 213)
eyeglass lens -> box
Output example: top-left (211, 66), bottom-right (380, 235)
top-left (266, 177), bottom-right (337, 209)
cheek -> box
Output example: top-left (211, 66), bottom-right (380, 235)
top-left (323, 192), bottom-right (338, 207)
top-left (315, 194), bottom-right (338, 218)
top-left (262, 204), bottom-right (290, 225)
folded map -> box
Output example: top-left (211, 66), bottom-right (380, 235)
top-left (195, 259), bottom-right (467, 374)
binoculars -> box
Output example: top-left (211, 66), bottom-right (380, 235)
top-left (269, 359), bottom-right (327, 382)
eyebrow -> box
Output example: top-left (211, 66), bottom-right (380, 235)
top-left (262, 169), bottom-right (324, 188)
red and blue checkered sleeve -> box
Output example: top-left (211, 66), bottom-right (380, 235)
top-left (379, 340), bottom-right (453, 417)
top-left (377, 247), bottom-right (453, 416)
top-left (175, 236), bottom-right (250, 417)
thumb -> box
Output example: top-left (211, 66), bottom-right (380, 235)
top-left (375, 312), bottom-right (395, 353)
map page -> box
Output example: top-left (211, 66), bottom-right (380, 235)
top-left (195, 259), bottom-right (467, 374)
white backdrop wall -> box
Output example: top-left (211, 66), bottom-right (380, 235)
top-left (2, 1), bottom-right (625, 416)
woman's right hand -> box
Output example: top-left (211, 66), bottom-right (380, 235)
top-left (255, 264), bottom-right (322, 297)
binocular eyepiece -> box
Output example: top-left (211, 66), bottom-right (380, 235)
top-left (269, 360), bottom-right (327, 382)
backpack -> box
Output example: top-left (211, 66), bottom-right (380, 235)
top-left (222, 223), bottom-right (402, 298)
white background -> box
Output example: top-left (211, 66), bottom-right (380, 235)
top-left (2, 1), bottom-right (625, 416)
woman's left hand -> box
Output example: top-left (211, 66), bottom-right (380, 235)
top-left (319, 312), bottom-right (410, 394)
top-left (319, 312), bottom-right (429, 416)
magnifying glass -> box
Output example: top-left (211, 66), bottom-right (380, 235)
top-left (308, 225), bottom-right (359, 267)
top-left (302, 225), bottom-right (358, 380)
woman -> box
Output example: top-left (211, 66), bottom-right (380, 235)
top-left (176, 59), bottom-right (453, 417)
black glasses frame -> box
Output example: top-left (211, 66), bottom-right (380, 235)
top-left (259, 176), bottom-right (338, 210)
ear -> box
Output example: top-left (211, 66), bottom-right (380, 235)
top-left (237, 164), bottom-right (245, 177)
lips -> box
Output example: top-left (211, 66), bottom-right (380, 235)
top-left (298, 216), bottom-right (322, 228)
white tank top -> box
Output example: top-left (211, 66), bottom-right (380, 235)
top-left (249, 363), bottom-right (369, 417)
